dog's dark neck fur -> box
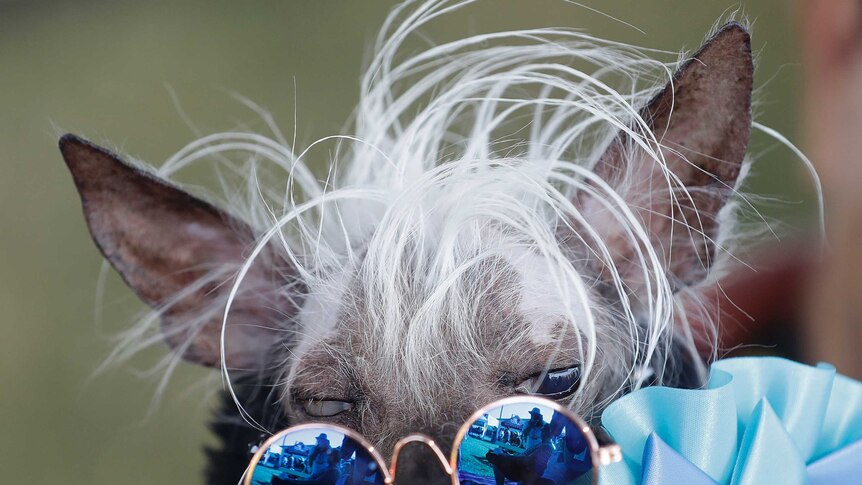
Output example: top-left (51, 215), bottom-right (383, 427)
top-left (205, 377), bottom-right (291, 485)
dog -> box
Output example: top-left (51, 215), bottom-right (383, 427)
top-left (60, 1), bottom-right (758, 482)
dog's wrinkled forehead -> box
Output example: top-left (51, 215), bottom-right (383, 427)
top-left (290, 250), bottom-right (585, 405)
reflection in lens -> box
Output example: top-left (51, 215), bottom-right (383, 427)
top-left (248, 426), bottom-right (387, 485)
top-left (456, 401), bottom-right (594, 485)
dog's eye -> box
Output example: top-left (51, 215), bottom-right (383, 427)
top-left (516, 365), bottom-right (581, 399)
top-left (302, 399), bottom-right (354, 417)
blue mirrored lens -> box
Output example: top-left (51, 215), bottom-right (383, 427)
top-left (456, 401), bottom-right (594, 484)
top-left (248, 426), bottom-right (387, 485)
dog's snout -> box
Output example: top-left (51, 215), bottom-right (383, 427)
top-left (392, 439), bottom-right (452, 485)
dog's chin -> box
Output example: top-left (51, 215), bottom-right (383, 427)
top-left (392, 441), bottom-right (453, 485)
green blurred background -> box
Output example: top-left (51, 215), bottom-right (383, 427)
top-left (1, 0), bottom-right (808, 482)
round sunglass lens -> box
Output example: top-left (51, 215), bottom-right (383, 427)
top-left (247, 426), bottom-right (387, 485)
top-left (455, 401), bottom-right (595, 484)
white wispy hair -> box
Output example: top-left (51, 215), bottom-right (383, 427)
top-left (95, 0), bottom-right (823, 428)
top-left (215, 0), bottom-right (700, 418)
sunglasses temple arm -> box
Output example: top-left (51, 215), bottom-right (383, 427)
top-left (597, 443), bottom-right (623, 466)
top-left (590, 425), bottom-right (623, 465)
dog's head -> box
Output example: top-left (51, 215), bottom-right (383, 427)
top-left (60, 19), bottom-right (752, 473)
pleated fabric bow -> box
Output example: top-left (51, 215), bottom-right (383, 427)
top-left (598, 357), bottom-right (862, 485)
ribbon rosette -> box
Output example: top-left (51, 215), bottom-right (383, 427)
top-left (598, 357), bottom-right (862, 485)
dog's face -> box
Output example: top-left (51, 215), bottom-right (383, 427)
top-left (60, 20), bottom-right (752, 479)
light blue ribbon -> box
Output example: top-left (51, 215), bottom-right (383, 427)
top-left (598, 357), bottom-right (862, 485)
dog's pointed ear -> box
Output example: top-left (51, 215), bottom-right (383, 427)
top-left (580, 23), bottom-right (753, 293)
top-left (60, 134), bottom-right (302, 370)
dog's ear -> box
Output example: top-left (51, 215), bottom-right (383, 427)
top-left (60, 134), bottom-right (302, 370)
top-left (580, 23), bottom-right (753, 293)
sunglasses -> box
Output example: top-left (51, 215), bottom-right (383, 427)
top-left (244, 395), bottom-right (621, 485)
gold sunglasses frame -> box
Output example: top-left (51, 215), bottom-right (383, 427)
top-left (244, 395), bottom-right (622, 485)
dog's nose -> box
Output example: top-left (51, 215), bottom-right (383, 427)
top-left (392, 437), bottom-right (452, 485)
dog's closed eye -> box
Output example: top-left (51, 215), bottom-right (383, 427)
top-left (302, 399), bottom-right (355, 417)
top-left (516, 365), bottom-right (581, 400)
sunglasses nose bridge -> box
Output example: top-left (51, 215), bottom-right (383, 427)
top-left (390, 433), bottom-right (454, 482)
